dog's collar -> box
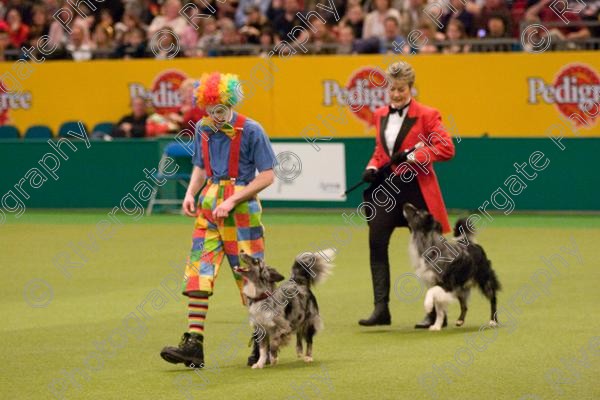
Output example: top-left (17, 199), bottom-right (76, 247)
top-left (248, 291), bottom-right (272, 302)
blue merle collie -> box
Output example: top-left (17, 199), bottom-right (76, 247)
top-left (402, 203), bottom-right (501, 331)
top-left (234, 249), bottom-right (334, 368)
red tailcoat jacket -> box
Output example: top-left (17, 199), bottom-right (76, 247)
top-left (367, 100), bottom-right (455, 233)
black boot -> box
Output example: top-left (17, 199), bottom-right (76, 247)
top-left (160, 332), bottom-right (204, 368)
top-left (415, 309), bottom-right (448, 329)
top-left (247, 329), bottom-right (270, 367)
top-left (359, 303), bottom-right (391, 326)
top-left (359, 260), bottom-right (391, 326)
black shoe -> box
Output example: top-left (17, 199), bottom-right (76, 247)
top-left (415, 310), bottom-right (448, 329)
top-left (160, 332), bottom-right (204, 368)
top-left (359, 303), bottom-right (391, 326)
top-left (247, 330), bottom-right (270, 366)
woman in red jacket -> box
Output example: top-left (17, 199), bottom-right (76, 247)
top-left (359, 61), bottom-right (455, 329)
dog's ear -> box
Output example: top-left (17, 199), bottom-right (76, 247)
top-left (433, 220), bottom-right (443, 233)
top-left (424, 213), bottom-right (434, 227)
top-left (267, 267), bottom-right (285, 282)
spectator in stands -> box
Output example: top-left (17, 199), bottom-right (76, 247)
top-left (66, 24), bottom-right (93, 61)
top-left (380, 15), bottom-right (406, 53)
top-left (48, 3), bottom-right (90, 52)
top-left (484, 13), bottom-right (512, 51)
top-left (5, 0), bottom-right (32, 25)
top-left (92, 25), bottom-right (115, 59)
top-left (115, 10), bottom-right (146, 44)
top-left (0, 25), bottom-right (17, 61)
top-left (474, 0), bottom-right (512, 37)
top-left (336, 24), bottom-right (356, 54)
top-left (147, 0), bottom-right (188, 38)
top-left (215, 0), bottom-right (239, 22)
top-left (582, 1), bottom-right (600, 38)
top-left (197, 18), bottom-right (222, 57)
top-left (306, 0), bottom-right (345, 23)
top-left (112, 97), bottom-right (149, 138)
top-left (308, 17), bottom-right (336, 54)
top-left (363, 0), bottom-right (401, 39)
top-left (414, 20), bottom-right (440, 53)
top-left (5, 8), bottom-right (29, 48)
top-left (113, 27), bottom-right (148, 58)
top-left (341, 3), bottom-right (364, 40)
top-left (239, 5), bottom-right (268, 45)
top-left (273, 0), bottom-right (302, 40)
top-left (486, 13), bottom-right (509, 38)
top-left (133, 0), bottom-right (162, 26)
top-left (258, 26), bottom-right (275, 55)
top-left (97, 9), bottom-right (116, 41)
top-left (178, 4), bottom-right (200, 56)
top-left (235, 0), bottom-right (271, 27)
top-left (401, 0), bottom-right (427, 36)
top-left (440, 0), bottom-right (476, 37)
top-left (443, 19), bottom-right (471, 53)
top-left (28, 5), bottom-right (50, 39)
top-left (525, 0), bottom-right (590, 40)
top-left (152, 27), bottom-right (181, 59)
top-left (267, 0), bottom-right (285, 23)
top-left (219, 18), bottom-right (245, 55)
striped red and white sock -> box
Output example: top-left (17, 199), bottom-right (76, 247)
top-left (188, 294), bottom-right (209, 335)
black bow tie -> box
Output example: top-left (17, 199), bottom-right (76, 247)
top-left (389, 103), bottom-right (409, 115)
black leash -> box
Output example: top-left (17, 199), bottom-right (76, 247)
top-left (342, 145), bottom-right (420, 197)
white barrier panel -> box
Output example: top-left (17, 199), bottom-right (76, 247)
top-left (261, 143), bottom-right (346, 201)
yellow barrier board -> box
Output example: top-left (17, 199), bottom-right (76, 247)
top-left (1, 52), bottom-right (598, 137)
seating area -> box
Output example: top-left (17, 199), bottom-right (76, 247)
top-left (0, 122), bottom-right (114, 140)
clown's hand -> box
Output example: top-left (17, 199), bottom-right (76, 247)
top-left (213, 198), bottom-right (236, 219)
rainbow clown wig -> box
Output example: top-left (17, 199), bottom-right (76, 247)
top-left (194, 72), bottom-right (243, 108)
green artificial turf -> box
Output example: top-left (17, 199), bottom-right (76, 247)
top-left (1, 211), bottom-right (599, 400)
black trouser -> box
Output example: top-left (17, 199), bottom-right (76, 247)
top-left (363, 173), bottom-right (428, 305)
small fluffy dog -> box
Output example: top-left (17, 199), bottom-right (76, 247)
top-left (234, 249), bottom-right (334, 369)
top-left (402, 203), bottom-right (501, 331)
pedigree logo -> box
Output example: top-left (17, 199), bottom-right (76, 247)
top-left (323, 67), bottom-right (390, 126)
top-left (0, 79), bottom-right (33, 125)
top-left (128, 70), bottom-right (188, 115)
top-left (528, 64), bottom-right (599, 128)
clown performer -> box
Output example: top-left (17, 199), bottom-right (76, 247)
top-left (160, 72), bottom-right (277, 368)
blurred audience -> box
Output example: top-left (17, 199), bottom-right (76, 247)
top-left (0, 0), bottom-right (596, 60)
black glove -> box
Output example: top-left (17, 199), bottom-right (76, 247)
top-left (390, 149), bottom-right (409, 164)
top-left (362, 168), bottom-right (379, 183)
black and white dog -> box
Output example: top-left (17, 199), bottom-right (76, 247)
top-left (234, 249), bottom-right (334, 369)
top-left (402, 203), bottom-right (501, 331)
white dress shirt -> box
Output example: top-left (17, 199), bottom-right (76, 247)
top-left (384, 107), bottom-right (408, 156)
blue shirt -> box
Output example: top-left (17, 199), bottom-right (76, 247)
top-left (192, 112), bottom-right (276, 184)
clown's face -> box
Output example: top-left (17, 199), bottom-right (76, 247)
top-left (206, 104), bottom-right (232, 126)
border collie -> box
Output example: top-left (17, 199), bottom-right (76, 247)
top-left (234, 249), bottom-right (334, 368)
top-left (402, 203), bottom-right (501, 331)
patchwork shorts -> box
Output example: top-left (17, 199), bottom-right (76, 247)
top-left (182, 180), bottom-right (265, 304)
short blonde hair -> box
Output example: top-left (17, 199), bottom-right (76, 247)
top-left (387, 61), bottom-right (415, 87)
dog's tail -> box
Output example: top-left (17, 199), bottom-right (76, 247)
top-left (293, 249), bottom-right (335, 287)
top-left (454, 218), bottom-right (476, 242)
